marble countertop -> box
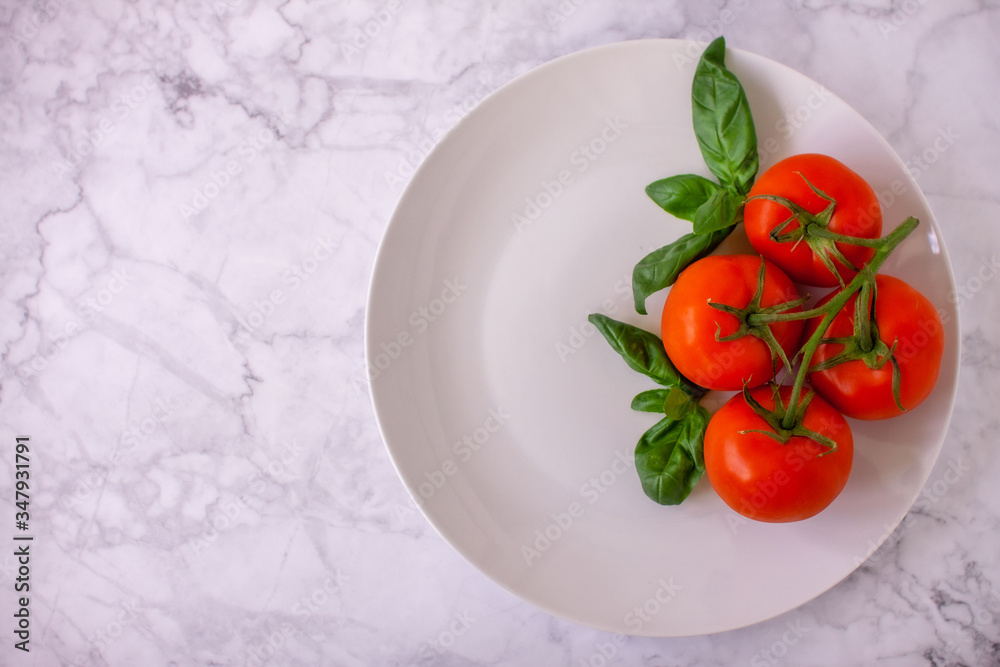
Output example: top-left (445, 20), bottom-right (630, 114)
top-left (2, 1), bottom-right (999, 665)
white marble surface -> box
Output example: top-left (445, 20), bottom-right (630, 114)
top-left (1, 0), bottom-right (998, 665)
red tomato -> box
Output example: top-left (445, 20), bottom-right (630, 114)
top-left (744, 154), bottom-right (882, 287)
top-left (806, 274), bottom-right (945, 420)
top-left (661, 254), bottom-right (804, 391)
top-left (705, 385), bottom-right (854, 523)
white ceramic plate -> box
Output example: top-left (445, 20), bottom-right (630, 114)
top-left (366, 39), bottom-right (959, 636)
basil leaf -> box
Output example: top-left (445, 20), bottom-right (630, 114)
top-left (692, 188), bottom-right (742, 235)
top-left (631, 386), bottom-right (705, 416)
top-left (631, 389), bottom-right (671, 413)
top-left (645, 174), bottom-right (721, 222)
top-left (635, 418), bottom-right (693, 505)
top-left (587, 314), bottom-right (682, 387)
top-left (662, 387), bottom-right (695, 420)
top-left (632, 227), bottom-right (732, 315)
top-left (692, 36), bottom-right (758, 195)
top-left (680, 403), bottom-right (710, 468)
top-left (634, 406), bottom-right (709, 505)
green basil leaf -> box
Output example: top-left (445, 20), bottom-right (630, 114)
top-left (631, 389), bottom-right (671, 413)
top-left (662, 387), bottom-right (695, 421)
top-left (587, 314), bottom-right (682, 387)
top-left (692, 36), bottom-right (758, 195)
top-left (680, 403), bottom-right (710, 469)
top-left (645, 174), bottom-right (721, 222)
top-left (634, 409), bottom-right (708, 505)
top-left (632, 227), bottom-right (732, 315)
top-left (692, 188), bottom-right (742, 235)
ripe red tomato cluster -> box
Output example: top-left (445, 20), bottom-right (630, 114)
top-left (661, 154), bottom-right (946, 523)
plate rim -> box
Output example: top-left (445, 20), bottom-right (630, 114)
top-left (364, 36), bottom-right (962, 636)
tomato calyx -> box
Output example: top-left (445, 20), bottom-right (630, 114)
top-left (809, 276), bottom-right (906, 413)
top-left (747, 172), bottom-right (883, 287)
top-left (738, 382), bottom-right (838, 453)
top-left (739, 216), bottom-right (919, 428)
top-left (707, 259), bottom-right (809, 376)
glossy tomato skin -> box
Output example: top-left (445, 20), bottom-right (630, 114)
top-left (661, 254), bottom-right (804, 391)
top-left (806, 275), bottom-right (945, 420)
top-left (705, 385), bottom-right (853, 523)
top-left (744, 154), bottom-right (882, 287)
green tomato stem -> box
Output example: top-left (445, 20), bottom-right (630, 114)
top-left (747, 217), bottom-right (918, 327)
top-left (779, 216), bottom-right (920, 429)
top-left (807, 225), bottom-right (885, 248)
top-left (749, 303), bottom-right (834, 324)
